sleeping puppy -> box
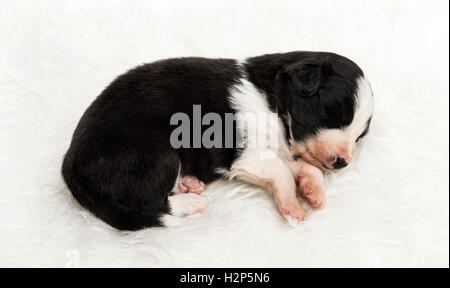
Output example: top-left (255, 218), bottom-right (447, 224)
top-left (62, 51), bottom-right (374, 231)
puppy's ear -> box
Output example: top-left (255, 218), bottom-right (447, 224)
top-left (279, 61), bottom-right (326, 97)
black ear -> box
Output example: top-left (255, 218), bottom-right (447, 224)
top-left (280, 61), bottom-right (324, 97)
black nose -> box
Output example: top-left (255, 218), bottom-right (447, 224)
top-left (333, 157), bottom-right (348, 169)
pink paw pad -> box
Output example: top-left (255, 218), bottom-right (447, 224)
top-left (178, 175), bottom-right (206, 194)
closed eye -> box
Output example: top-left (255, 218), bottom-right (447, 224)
top-left (356, 117), bottom-right (372, 142)
top-left (356, 129), bottom-right (369, 142)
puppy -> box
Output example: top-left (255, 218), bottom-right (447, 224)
top-left (62, 51), bottom-right (374, 231)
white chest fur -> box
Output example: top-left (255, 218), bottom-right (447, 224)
top-left (227, 78), bottom-right (292, 162)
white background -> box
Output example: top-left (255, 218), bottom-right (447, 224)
top-left (0, 0), bottom-right (448, 267)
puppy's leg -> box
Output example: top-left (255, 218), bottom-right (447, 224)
top-left (296, 160), bottom-right (326, 208)
top-left (224, 150), bottom-right (306, 221)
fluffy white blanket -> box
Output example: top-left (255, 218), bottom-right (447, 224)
top-left (0, 0), bottom-right (448, 267)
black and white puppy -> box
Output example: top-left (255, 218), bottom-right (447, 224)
top-left (62, 51), bottom-right (374, 231)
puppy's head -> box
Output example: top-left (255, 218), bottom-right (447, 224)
top-left (276, 52), bottom-right (374, 170)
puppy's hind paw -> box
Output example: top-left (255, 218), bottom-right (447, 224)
top-left (178, 175), bottom-right (206, 194)
top-left (168, 193), bottom-right (208, 216)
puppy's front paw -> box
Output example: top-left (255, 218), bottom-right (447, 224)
top-left (277, 199), bottom-right (306, 221)
top-left (298, 171), bottom-right (325, 208)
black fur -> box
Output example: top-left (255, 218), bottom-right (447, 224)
top-left (62, 52), bottom-right (364, 231)
top-left (245, 51), bottom-right (363, 141)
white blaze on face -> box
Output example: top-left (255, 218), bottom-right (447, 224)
top-left (298, 76), bottom-right (374, 169)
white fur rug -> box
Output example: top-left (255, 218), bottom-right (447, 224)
top-left (0, 0), bottom-right (448, 267)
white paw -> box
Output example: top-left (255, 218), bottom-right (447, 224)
top-left (277, 199), bottom-right (307, 221)
top-left (168, 193), bottom-right (208, 216)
